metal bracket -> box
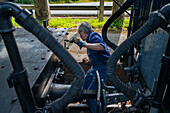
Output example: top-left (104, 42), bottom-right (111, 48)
top-left (162, 54), bottom-right (170, 64)
top-left (7, 69), bottom-right (28, 88)
top-left (64, 39), bottom-right (70, 49)
top-left (157, 11), bottom-right (168, 24)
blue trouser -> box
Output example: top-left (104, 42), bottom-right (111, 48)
top-left (83, 66), bottom-right (107, 113)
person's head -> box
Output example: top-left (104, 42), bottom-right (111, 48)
top-left (78, 22), bottom-right (94, 41)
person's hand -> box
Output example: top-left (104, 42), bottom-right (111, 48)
top-left (70, 37), bottom-right (85, 49)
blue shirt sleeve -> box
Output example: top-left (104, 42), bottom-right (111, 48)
top-left (88, 34), bottom-right (101, 43)
top-left (88, 33), bottom-right (107, 50)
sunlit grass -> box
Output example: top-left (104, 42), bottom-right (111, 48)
top-left (48, 17), bottom-right (130, 30)
top-left (48, 17), bottom-right (108, 29)
top-left (49, 0), bottom-right (113, 4)
top-left (11, 17), bottom-right (21, 28)
top-left (123, 18), bottom-right (130, 29)
top-left (11, 16), bottom-right (130, 30)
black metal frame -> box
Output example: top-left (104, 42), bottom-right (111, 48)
top-left (0, 2), bottom-right (86, 112)
top-left (0, 1), bottom-right (169, 113)
top-left (102, 0), bottom-right (170, 112)
top-left (150, 29), bottom-right (170, 113)
top-left (0, 7), bottom-right (36, 113)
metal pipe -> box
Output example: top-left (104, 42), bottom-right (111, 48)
top-left (102, 0), bottom-right (134, 50)
top-left (2, 33), bottom-right (36, 113)
top-left (132, 0), bottom-right (141, 33)
top-left (106, 3), bottom-right (170, 106)
top-left (0, 2), bottom-right (36, 113)
top-left (1, 33), bottom-right (24, 72)
top-left (0, 2), bottom-right (85, 113)
top-left (113, 0), bottom-right (131, 16)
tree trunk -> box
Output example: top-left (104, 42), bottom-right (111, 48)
top-left (112, 0), bottom-right (125, 21)
top-left (99, 0), bottom-right (104, 22)
top-left (33, 0), bottom-right (51, 21)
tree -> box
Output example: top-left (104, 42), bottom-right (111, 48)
top-left (33, 0), bottom-right (51, 21)
top-left (112, 0), bottom-right (125, 21)
top-left (99, 0), bottom-right (104, 22)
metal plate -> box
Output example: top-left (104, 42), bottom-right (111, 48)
top-left (0, 27), bottom-right (68, 113)
top-left (139, 28), bottom-right (169, 92)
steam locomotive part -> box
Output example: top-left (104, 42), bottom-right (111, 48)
top-left (0, 2), bottom-right (85, 112)
top-left (0, 1), bottom-right (170, 113)
top-left (103, 0), bottom-right (170, 113)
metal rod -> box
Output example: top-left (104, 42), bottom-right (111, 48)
top-left (113, 0), bottom-right (131, 16)
top-left (132, 0), bottom-right (141, 33)
top-left (1, 33), bottom-right (24, 72)
top-left (1, 32), bottom-right (36, 113)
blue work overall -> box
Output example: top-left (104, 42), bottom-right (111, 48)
top-left (83, 32), bottom-right (110, 113)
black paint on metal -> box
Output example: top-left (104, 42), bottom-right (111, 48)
top-left (112, 0), bottom-right (131, 16)
top-left (0, 3), bottom-right (36, 112)
top-left (106, 4), bottom-right (169, 105)
top-left (102, 0), bottom-right (134, 50)
top-left (151, 32), bottom-right (170, 109)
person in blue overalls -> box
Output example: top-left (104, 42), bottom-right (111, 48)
top-left (71, 22), bottom-right (110, 113)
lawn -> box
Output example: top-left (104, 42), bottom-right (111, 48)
top-left (12, 17), bottom-right (130, 30)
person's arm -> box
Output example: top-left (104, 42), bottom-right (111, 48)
top-left (84, 42), bottom-right (104, 51)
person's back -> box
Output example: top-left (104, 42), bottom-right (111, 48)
top-left (86, 32), bottom-right (110, 68)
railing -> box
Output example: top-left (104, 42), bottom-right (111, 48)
top-left (18, 4), bottom-right (112, 10)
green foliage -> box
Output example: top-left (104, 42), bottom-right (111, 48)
top-left (65, 0), bottom-right (71, 3)
top-left (110, 19), bottom-right (123, 29)
top-left (15, 0), bottom-right (34, 4)
top-left (123, 18), bottom-right (130, 28)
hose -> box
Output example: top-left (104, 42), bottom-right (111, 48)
top-left (1, 2), bottom-right (85, 113)
top-left (102, 0), bottom-right (134, 50)
top-left (106, 3), bottom-right (170, 105)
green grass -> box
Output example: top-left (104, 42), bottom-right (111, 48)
top-left (48, 17), bottom-right (108, 29)
top-left (15, 0), bottom-right (113, 4)
top-left (49, 0), bottom-right (113, 4)
top-left (12, 16), bottom-right (130, 30)
top-left (49, 17), bottom-right (130, 30)
top-left (11, 17), bottom-right (21, 28)
top-left (123, 18), bottom-right (130, 28)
